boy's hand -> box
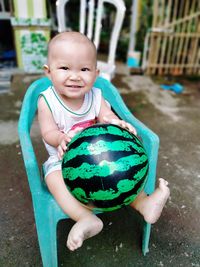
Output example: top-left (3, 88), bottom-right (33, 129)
top-left (57, 127), bottom-right (83, 160)
top-left (103, 116), bottom-right (137, 136)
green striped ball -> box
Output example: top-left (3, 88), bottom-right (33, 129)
top-left (62, 124), bottom-right (148, 211)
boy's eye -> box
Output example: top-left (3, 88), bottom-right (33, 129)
top-left (81, 68), bottom-right (90, 71)
top-left (60, 66), bottom-right (69, 70)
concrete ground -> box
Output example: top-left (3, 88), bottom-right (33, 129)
top-left (0, 64), bottom-right (200, 267)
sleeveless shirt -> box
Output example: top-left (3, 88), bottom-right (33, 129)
top-left (39, 86), bottom-right (102, 177)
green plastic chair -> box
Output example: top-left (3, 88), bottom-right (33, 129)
top-left (18, 76), bottom-right (159, 267)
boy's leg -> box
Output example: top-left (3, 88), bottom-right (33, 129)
top-left (130, 178), bottom-right (170, 224)
top-left (46, 170), bottom-right (103, 251)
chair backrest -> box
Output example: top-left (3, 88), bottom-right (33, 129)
top-left (56, 0), bottom-right (126, 80)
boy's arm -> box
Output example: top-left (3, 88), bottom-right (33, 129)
top-left (98, 97), bottom-right (137, 135)
top-left (38, 96), bottom-right (66, 147)
top-left (38, 97), bottom-right (82, 159)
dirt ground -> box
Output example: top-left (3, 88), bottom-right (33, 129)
top-left (0, 64), bottom-right (200, 267)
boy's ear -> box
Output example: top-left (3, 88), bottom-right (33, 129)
top-left (96, 68), bottom-right (100, 77)
top-left (43, 64), bottom-right (50, 77)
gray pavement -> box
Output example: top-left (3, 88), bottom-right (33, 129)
top-left (0, 64), bottom-right (200, 267)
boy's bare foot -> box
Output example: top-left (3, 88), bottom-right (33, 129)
top-left (131, 178), bottom-right (170, 224)
top-left (67, 215), bottom-right (103, 251)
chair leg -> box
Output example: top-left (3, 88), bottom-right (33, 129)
top-left (142, 221), bottom-right (151, 255)
top-left (35, 212), bottom-right (58, 267)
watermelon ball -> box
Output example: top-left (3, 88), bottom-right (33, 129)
top-left (62, 124), bottom-right (149, 212)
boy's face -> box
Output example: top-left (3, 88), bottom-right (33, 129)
top-left (44, 40), bottom-right (99, 102)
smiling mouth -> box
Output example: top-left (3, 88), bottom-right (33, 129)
top-left (66, 85), bottom-right (83, 88)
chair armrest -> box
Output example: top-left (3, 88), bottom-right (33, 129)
top-left (18, 125), bottom-right (45, 195)
top-left (18, 77), bottom-right (51, 196)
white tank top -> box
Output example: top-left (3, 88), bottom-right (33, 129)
top-left (39, 86), bottom-right (102, 157)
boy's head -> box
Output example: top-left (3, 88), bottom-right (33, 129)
top-left (46, 31), bottom-right (97, 68)
top-left (44, 31), bottom-right (99, 101)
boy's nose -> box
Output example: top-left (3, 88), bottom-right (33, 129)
top-left (69, 72), bottom-right (80, 81)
